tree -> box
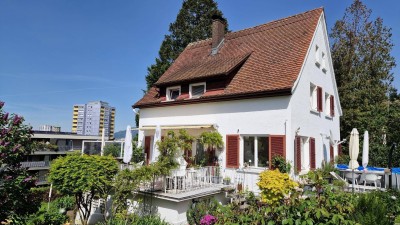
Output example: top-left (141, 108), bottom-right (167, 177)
top-left (145, 0), bottom-right (228, 90)
top-left (103, 143), bottom-right (121, 158)
top-left (0, 101), bottom-right (39, 222)
top-left (330, 0), bottom-right (396, 166)
top-left (49, 154), bottom-right (118, 225)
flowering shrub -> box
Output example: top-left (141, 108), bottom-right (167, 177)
top-left (200, 214), bottom-right (217, 225)
top-left (257, 169), bottom-right (298, 205)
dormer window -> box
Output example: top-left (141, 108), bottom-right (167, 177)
top-left (166, 86), bottom-right (181, 101)
top-left (189, 82), bottom-right (206, 98)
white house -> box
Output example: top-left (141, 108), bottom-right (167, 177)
top-left (133, 8), bottom-right (342, 224)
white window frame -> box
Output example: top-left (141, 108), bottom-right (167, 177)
top-left (310, 83), bottom-right (318, 112)
top-left (325, 93), bottom-right (332, 117)
top-left (241, 135), bottom-right (269, 168)
top-left (315, 45), bottom-right (321, 67)
top-left (189, 82), bottom-right (206, 99)
top-left (166, 86), bottom-right (181, 101)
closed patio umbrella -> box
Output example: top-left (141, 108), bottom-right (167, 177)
top-left (362, 131), bottom-right (369, 169)
top-left (349, 128), bottom-right (359, 169)
top-left (349, 128), bottom-right (359, 192)
top-left (123, 125), bottom-right (132, 163)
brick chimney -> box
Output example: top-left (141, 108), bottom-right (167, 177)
top-left (212, 15), bottom-right (225, 49)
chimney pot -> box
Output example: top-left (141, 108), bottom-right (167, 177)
top-left (212, 15), bottom-right (225, 50)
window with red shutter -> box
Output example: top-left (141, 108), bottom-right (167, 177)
top-left (226, 135), bottom-right (239, 168)
top-left (317, 86), bottom-right (323, 112)
top-left (269, 135), bottom-right (286, 169)
top-left (309, 137), bottom-right (316, 170)
top-left (330, 145), bottom-right (334, 163)
top-left (144, 136), bottom-right (151, 165)
top-left (330, 95), bottom-right (335, 117)
top-left (338, 143), bottom-right (342, 155)
top-left (296, 136), bottom-right (301, 173)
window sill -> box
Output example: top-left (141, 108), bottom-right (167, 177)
top-left (310, 109), bottom-right (320, 114)
top-left (315, 61), bottom-right (321, 68)
top-left (322, 68), bottom-right (327, 73)
top-left (237, 167), bottom-right (266, 174)
top-left (325, 115), bottom-right (334, 120)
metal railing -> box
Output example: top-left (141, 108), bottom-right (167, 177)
top-left (21, 161), bottom-right (50, 168)
top-left (139, 166), bottom-right (222, 194)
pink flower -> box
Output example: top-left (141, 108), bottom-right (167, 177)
top-left (13, 115), bottom-right (22, 125)
top-left (2, 113), bottom-right (8, 121)
top-left (200, 214), bottom-right (217, 225)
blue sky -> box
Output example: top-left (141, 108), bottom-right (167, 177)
top-left (1, 0), bottom-right (399, 132)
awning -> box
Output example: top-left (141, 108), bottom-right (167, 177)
top-left (132, 124), bottom-right (215, 131)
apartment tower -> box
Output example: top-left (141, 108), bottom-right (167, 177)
top-left (72, 101), bottom-right (115, 139)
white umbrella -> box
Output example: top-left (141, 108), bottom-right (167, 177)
top-left (362, 131), bottom-right (369, 169)
top-left (123, 125), bottom-right (133, 163)
top-left (349, 128), bottom-right (360, 193)
top-left (152, 125), bottom-right (161, 162)
top-left (349, 128), bottom-right (359, 169)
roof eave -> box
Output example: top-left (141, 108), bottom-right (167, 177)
top-left (133, 88), bottom-right (292, 109)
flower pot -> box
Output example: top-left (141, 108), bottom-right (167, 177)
top-left (223, 179), bottom-right (230, 185)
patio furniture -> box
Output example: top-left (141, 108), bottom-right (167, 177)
top-left (330, 172), bottom-right (378, 192)
top-left (363, 173), bottom-right (378, 189)
top-left (345, 172), bottom-right (360, 185)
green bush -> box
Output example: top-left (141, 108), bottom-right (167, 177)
top-left (131, 145), bottom-right (145, 163)
top-left (26, 202), bottom-right (68, 225)
top-left (352, 191), bottom-right (391, 225)
top-left (187, 198), bottom-right (219, 225)
top-left (271, 155), bottom-right (291, 173)
top-left (53, 195), bottom-right (75, 211)
top-left (104, 143), bottom-right (121, 158)
top-left (99, 214), bottom-right (169, 225)
top-left (336, 154), bottom-right (350, 165)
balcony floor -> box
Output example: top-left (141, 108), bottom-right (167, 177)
top-left (139, 184), bottom-right (228, 202)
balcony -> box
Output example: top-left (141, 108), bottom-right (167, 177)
top-left (21, 161), bottom-right (50, 170)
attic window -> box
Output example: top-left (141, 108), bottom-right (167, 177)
top-left (190, 83), bottom-right (206, 98)
top-left (166, 86), bottom-right (181, 101)
top-left (321, 52), bottom-right (327, 73)
top-left (315, 45), bottom-right (321, 67)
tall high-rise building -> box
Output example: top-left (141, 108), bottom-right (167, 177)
top-left (72, 101), bottom-right (115, 139)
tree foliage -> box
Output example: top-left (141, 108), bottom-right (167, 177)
top-left (49, 154), bottom-right (118, 225)
top-left (0, 101), bottom-right (40, 222)
top-left (330, 0), bottom-right (396, 166)
top-left (145, 0), bottom-right (228, 90)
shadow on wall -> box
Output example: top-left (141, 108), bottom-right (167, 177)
top-left (141, 95), bottom-right (291, 118)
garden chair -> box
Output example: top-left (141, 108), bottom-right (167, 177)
top-left (344, 172), bottom-right (360, 185)
top-left (363, 173), bottom-right (378, 189)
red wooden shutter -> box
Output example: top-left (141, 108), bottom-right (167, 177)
top-left (317, 86), bottom-right (323, 112)
top-left (226, 135), bottom-right (240, 168)
top-left (338, 143), bottom-right (342, 155)
top-left (296, 136), bottom-right (301, 173)
top-left (330, 95), bottom-right (335, 117)
top-left (309, 137), bottom-right (316, 170)
top-left (269, 135), bottom-right (286, 169)
top-left (144, 136), bottom-right (151, 165)
top-left (330, 145), bottom-right (334, 163)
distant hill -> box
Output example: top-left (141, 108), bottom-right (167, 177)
top-left (114, 129), bottom-right (138, 140)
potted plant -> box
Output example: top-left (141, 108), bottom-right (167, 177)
top-left (223, 176), bottom-right (231, 185)
top-left (199, 131), bottom-right (223, 166)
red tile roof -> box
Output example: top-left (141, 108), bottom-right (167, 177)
top-left (134, 8), bottom-right (323, 108)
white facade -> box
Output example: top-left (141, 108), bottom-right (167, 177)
top-left (134, 12), bottom-right (341, 225)
top-left (137, 13), bottom-right (341, 183)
